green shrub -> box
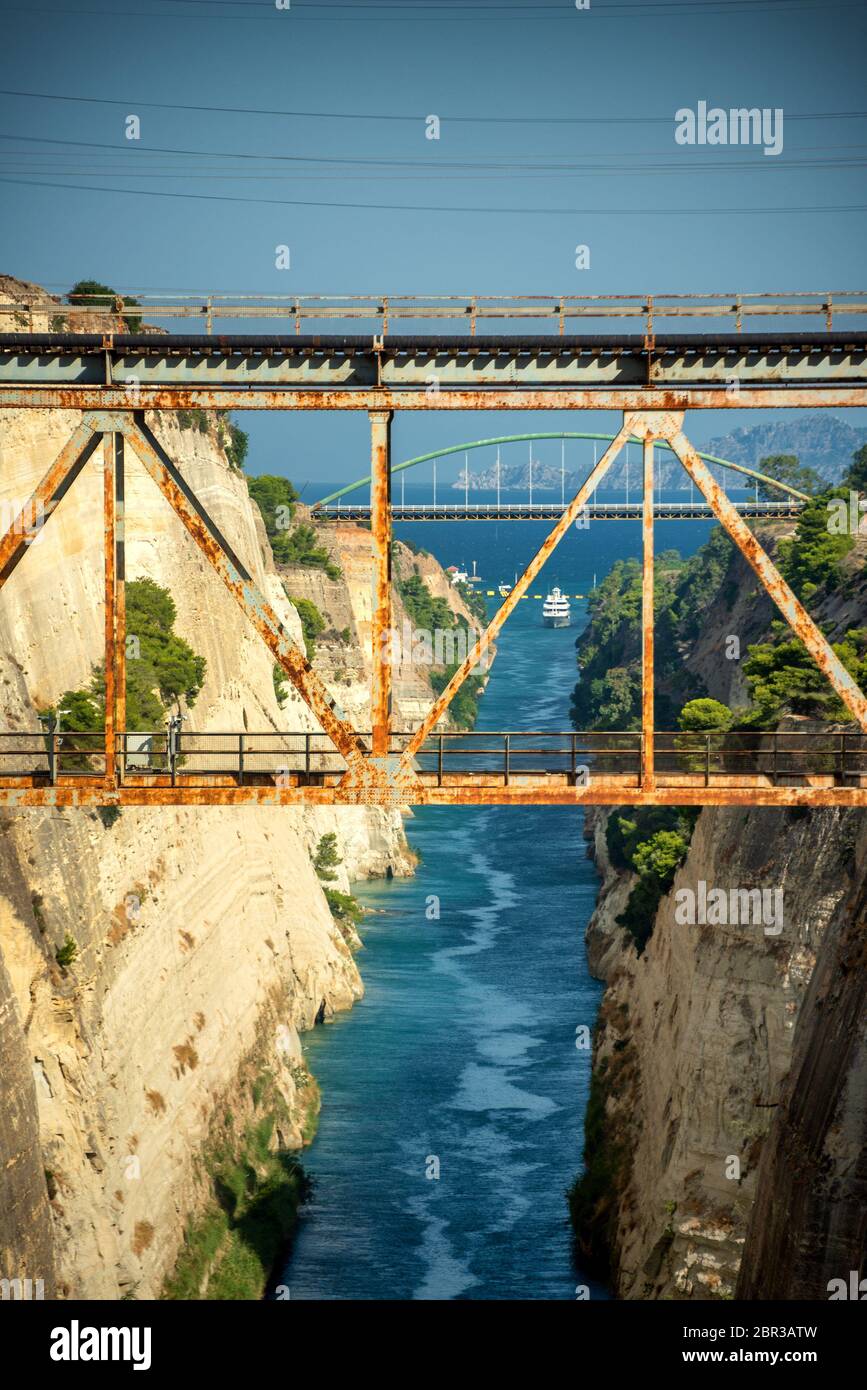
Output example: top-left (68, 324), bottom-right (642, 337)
top-left (677, 698), bottom-right (734, 733)
top-left (221, 418), bottom-right (248, 471)
top-left (247, 474), bottom-right (298, 537)
top-left (45, 580), bottom-right (206, 769)
top-left (323, 888), bottom-right (363, 925)
top-left (742, 623), bottom-right (867, 726)
top-left (56, 933), bottom-right (78, 968)
top-left (176, 408), bottom-right (209, 434)
top-left (286, 596), bottom-right (326, 660)
top-left (776, 492), bottom-right (854, 600)
top-left (313, 833), bottom-right (341, 882)
top-left (68, 278), bottom-right (141, 331)
top-left (607, 807), bottom-right (696, 954)
top-left (272, 664), bottom-right (289, 706)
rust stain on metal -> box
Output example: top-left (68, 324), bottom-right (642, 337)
top-left (103, 434), bottom-right (117, 785)
top-left (670, 430), bottom-right (867, 733)
top-left (5, 387), bottom-right (867, 412)
top-left (337, 755), bottom-right (423, 806)
top-left (641, 435), bottom-right (655, 791)
top-left (114, 434), bottom-right (127, 757)
top-left (397, 425), bottom-right (633, 769)
top-left (369, 409), bottom-right (393, 756)
top-left (0, 780), bottom-right (864, 809)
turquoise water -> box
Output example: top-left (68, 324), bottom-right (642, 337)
top-left (279, 496), bottom-right (718, 1300)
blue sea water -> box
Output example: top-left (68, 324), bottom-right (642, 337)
top-left (279, 488), bottom-right (720, 1300)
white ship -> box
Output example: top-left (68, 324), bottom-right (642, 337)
top-left (542, 586), bottom-right (571, 628)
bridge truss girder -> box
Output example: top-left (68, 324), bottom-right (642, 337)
top-left (0, 397), bottom-right (866, 808)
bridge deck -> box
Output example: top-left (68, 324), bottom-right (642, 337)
top-left (2, 329), bottom-right (866, 403)
top-left (315, 501), bottom-right (803, 522)
top-left (1, 729), bottom-right (864, 807)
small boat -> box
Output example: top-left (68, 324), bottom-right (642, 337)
top-left (498, 582), bottom-right (511, 598)
top-left (542, 586), bottom-right (571, 628)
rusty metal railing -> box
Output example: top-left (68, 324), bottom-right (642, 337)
top-left (0, 728), bottom-right (864, 791)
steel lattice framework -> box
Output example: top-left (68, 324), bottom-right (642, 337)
top-left (1, 309), bottom-right (866, 808)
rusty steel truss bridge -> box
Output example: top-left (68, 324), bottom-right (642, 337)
top-left (1, 290), bottom-right (866, 809)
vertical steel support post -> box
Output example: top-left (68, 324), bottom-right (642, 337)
top-left (114, 433), bottom-right (126, 777)
top-left (641, 436), bottom-right (655, 791)
top-left (103, 434), bottom-right (117, 785)
top-left (370, 409), bottom-right (393, 757)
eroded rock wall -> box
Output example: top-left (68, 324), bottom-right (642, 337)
top-left (583, 804), bottom-right (860, 1299)
top-left (0, 281), bottom-right (421, 1297)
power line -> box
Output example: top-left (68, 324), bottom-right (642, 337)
top-left (0, 0), bottom-right (860, 17)
top-left (0, 161), bottom-right (862, 181)
top-left (1, 86), bottom-right (866, 127)
top-left (2, 130), bottom-right (866, 172)
top-left (1, 173), bottom-right (864, 215)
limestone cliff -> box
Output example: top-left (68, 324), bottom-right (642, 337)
top-left (573, 521), bottom-right (866, 1300)
top-left (0, 275), bottom-right (464, 1298)
top-left (581, 802), bottom-right (862, 1299)
top-left (278, 508), bottom-right (487, 733)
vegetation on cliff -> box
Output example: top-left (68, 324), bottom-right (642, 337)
top-left (570, 532), bottom-right (735, 732)
top-left (285, 594), bottom-right (326, 659)
top-left (247, 475), bottom-right (341, 578)
top-left (399, 569), bottom-right (486, 728)
top-left (569, 439), bottom-right (867, 1279)
top-left (67, 278), bottom-right (141, 331)
top-left (312, 834), bottom-right (364, 942)
top-left (43, 579), bottom-right (206, 755)
top-left (162, 1065), bottom-right (316, 1301)
top-left (607, 807), bottom-right (698, 954)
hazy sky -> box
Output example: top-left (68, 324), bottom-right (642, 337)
top-left (0, 0), bottom-right (865, 490)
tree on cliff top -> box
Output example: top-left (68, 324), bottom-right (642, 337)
top-left (68, 279), bottom-right (141, 331)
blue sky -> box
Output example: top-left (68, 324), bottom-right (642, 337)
top-left (0, 0), bottom-right (865, 490)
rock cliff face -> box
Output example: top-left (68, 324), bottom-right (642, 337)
top-left (276, 512), bottom-right (483, 735)
top-left (737, 831), bottom-right (867, 1299)
top-left (583, 803), bottom-right (862, 1299)
top-left (574, 522), bottom-right (866, 1301)
top-left (0, 276), bottom-right (466, 1298)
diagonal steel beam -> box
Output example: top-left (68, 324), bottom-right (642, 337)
top-left (123, 412), bottom-right (365, 766)
top-left (103, 434), bottom-right (118, 786)
top-left (641, 437), bottom-right (655, 790)
top-left (669, 429), bottom-right (867, 733)
top-left (398, 424), bottom-right (633, 769)
top-left (369, 409), bottom-right (393, 756)
top-left (0, 419), bottom-right (100, 587)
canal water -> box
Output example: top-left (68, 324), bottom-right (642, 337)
top-left (279, 492), bottom-right (716, 1300)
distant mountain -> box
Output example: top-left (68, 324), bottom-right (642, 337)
top-left (451, 459), bottom-right (580, 492)
top-left (700, 414), bottom-right (867, 485)
top-left (451, 414), bottom-right (867, 495)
